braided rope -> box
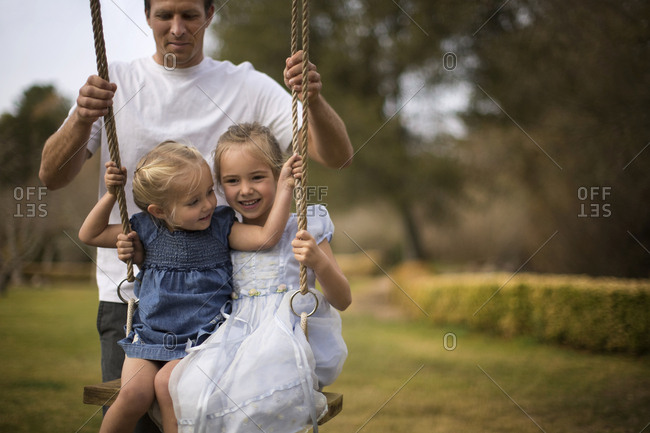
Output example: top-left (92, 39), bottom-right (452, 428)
top-left (89, 0), bottom-right (134, 284)
top-left (300, 312), bottom-right (309, 340)
top-left (290, 0), bottom-right (312, 340)
top-left (291, 0), bottom-right (310, 298)
top-left (126, 298), bottom-right (136, 336)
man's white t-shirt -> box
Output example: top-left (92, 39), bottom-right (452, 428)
top-left (75, 56), bottom-right (299, 303)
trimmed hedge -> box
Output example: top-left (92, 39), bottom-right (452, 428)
top-left (390, 263), bottom-right (650, 354)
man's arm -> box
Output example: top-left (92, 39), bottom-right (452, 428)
top-left (284, 51), bottom-right (353, 169)
top-left (39, 111), bottom-right (93, 190)
top-left (307, 95), bottom-right (353, 169)
top-left (39, 75), bottom-right (116, 190)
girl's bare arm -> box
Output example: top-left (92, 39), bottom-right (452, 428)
top-left (293, 230), bottom-right (351, 311)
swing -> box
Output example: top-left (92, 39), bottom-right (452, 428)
top-left (81, 0), bottom-right (344, 427)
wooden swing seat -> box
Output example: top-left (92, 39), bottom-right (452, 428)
top-left (83, 379), bottom-right (343, 425)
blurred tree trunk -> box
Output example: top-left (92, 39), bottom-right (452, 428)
top-left (0, 85), bottom-right (70, 289)
top-left (399, 204), bottom-right (426, 260)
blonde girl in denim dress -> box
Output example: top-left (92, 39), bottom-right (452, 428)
top-left (79, 141), bottom-right (302, 433)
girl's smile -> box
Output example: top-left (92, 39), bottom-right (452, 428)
top-left (239, 198), bottom-right (261, 209)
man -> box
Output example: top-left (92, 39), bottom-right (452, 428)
top-left (39, 0), bottom-right (352, 431)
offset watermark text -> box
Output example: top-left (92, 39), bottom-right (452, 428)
top-left (577, 186), bottom-right (611, 218)
top-left (14, 186), bottom-right (47, 218)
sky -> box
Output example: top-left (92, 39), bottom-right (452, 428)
top-left (1, 1), bottom-right (464, 138)
top-left (0, 1), bottom-right (217, 114)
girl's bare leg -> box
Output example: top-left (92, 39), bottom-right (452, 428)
top-left (99, 357), bottom-right (159, 433)
top-left (155, 359), bottom-right (181, 433)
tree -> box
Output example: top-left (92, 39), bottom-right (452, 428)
top-left (211, 0), bottom-right (649, 276)
top-left (0, 85), bottom-right (71, 293)
top-left (212, 0), bottom-right (466, 260)
top-left (461, 0), bottom-right (650, 276)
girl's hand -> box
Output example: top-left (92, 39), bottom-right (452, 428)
top-left (104, 161), bottom-right (127, 196)
top-left (279, 153), bottom-right (303, 191)
top-left (292, 229), bottom-right (326, 271)
top-left (116, 231), bottom-right (144, 266)
top-left (294, 229), bottom-right (352, 311)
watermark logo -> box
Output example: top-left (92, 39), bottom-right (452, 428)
top-left (293, 185), bottom-right (327, 216)
top-left (443, 332), bottom-right (457, 351)
top-left (163, 53), bottom-right (177, 71)
top-left (163, 332), bottom-right (177, 351)
top-left (294, 185), bottom-right (328, 202)
top-left (14, 186), bottom-right (47, 218)
top-left (294, 186), bottom-right (329, 217)
top-left (577, 186), bottom-right (611, 218)
top-left (443, 52), bottom-right (457, 71)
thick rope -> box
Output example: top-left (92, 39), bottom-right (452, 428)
top-left (300, 312), bottom-right (309, 340)
top-left (89, 0), bottom-right (134, 284)
top-left (291, 0), bottom-right (310, 300)
top-left (126, 298), bottom-right (136, 336)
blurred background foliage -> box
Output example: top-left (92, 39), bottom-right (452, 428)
top-left (212, 0), bottom-right (649, 277)
top-left (1, 0), bottom-right (649, 289)
top-left (0, 86), bottom-right (72, 294)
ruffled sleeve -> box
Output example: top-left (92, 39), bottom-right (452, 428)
top-left (306, 204), bottom-right (334, 244)
top-left (209, 206), bottom-right (236, 247)
top-left (129, 212), bottom-right (159, 250)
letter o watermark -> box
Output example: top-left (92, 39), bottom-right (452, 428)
top-left (163, 53), bottom-right (177, 71)
top-left (443, 52), bottom-right (457, 71)
top-left (163, 332), bottom-right (178, 351)
top-left (443, 332), bottom-right (457, 351)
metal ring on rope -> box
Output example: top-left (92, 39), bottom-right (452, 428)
top-left (116, 277), bottom-right (140, 305)
top-left (117, 278), bottom-right (140, 337)
top-left (289, 289), bottom-right (319, 318)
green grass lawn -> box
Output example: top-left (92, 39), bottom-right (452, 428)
top-left (1, 280), bottom-right (649, 432)
top-left (0, 284), bottom-right (103, 432)
top-left (325, 315), bottom-right (650, 433)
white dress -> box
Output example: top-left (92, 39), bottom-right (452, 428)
top-left (169, 205), bottom-right (347, 433)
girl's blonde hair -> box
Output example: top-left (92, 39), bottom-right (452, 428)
top-left (213, 122), bottom-right (285, 185)
top-left (132, 141), bottom-right (207, 224)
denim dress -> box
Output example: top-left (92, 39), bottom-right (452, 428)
top-left (118, 206), bottom-right (235, 361)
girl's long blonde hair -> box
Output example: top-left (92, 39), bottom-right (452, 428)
top-left (132, 141), bottom-right (207, 224)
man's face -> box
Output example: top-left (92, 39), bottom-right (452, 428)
top-left (146, 0), bottom-right (214, 68)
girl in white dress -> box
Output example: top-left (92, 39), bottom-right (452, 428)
top-left (121, 123), bottom-right (351, 432)
top-left (173, 122), bottom-right (351, 433)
